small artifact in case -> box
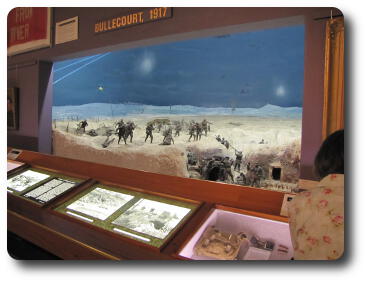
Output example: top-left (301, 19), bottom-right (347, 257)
top-left (194, 226), bottom-right (248, 260)
top-left (250, 235), bottom-right (274, 251)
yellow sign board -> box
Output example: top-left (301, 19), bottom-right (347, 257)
top-left (95, 7), bottom-right (172, 34)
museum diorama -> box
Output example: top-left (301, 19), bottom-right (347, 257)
top-left (7, 7), bottom-right (344, 260)
top-left (52, 24), bottom-right (304, 194)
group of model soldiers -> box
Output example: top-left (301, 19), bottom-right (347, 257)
top-left (144, 121), bottom-right (177, 145)
top-left (115, 119), bottom-right (137, 145)
top-left (215, 135), bottom-right (230, 149)
top-left (188, 119), bottom-right (210, 142)
top-left (189, 148), bottom-right (264, 187)
top-left (77, 118), bottom-right (212, 146)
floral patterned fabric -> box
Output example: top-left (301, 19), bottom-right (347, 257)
top-left (288, 174), bottom-right (344, 260)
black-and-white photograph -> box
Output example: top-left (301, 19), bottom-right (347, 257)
top-left (66, 187), bottom-right (134, 220)
top-left (24, 178), bottom-right (77, 203)
top-left (7, 87), bottom-right (19, 130)
top-left (7, 170), bottom-right (50, 192)
top-left (112, 199), bottom-right (191, 239)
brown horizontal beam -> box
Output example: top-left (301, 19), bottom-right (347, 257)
top-left (16, 149), bottom-right (285, 216)
top-left (7, 211), bottom-right (121, 260)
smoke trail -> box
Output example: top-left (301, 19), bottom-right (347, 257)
top-left (53, 55), bottom-right (100, 73)
top-left (53, 53), bottom-right (110, 85)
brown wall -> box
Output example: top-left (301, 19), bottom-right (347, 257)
top-left (7, 7), bottom-right (343, 180)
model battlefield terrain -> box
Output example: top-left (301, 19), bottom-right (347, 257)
top-left (52, 103), bottom-right (301, 193)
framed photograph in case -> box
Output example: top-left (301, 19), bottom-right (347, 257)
top-left (7, 87), bottom-right (19, 130)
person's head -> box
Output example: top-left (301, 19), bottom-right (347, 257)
top-left (314, 129), bottom-right (344, 179)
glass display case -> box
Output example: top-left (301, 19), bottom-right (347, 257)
top-left (7, 159), bottom-right (25, 173)
top-left (7, 149), bottom-right (292, 259)
top-left (7, 167), bottom-right (84, 205)
top-left (55, 183), bottom-right (200, 248)
top-left (178, 207), bottom-right (293, 260)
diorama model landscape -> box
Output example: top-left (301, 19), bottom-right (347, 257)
top-left (52, 25), bottom-right (304, 193)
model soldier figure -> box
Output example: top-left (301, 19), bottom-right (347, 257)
top-left (161, 132), bottom-right (174, 145)
top-left (115, 119), bottom-right (124, 130)
top-left (157, 122), bottom-right (163, 132)
top-left (216, 135), bottom-right (221, 142)
top-left (224, 140), bottom-right (230, 149)
top-left (124, 121), bottom-right (136, 143)
top-left (145, 123), bottom-right (154, 143)
top-left (223, 157), bottom-right (234, 183)
top-left (195, 122), bottom-right (203, 141)
top-left (253, 164), bottom-right (264, 187)
top-left (78, 120), bottom-right (88, 133)
top-left (116, 120), bottom-right (127, 144)
top-left (201, 119), bottom-right (209, 136)
top-left (234, 150), bottom-right (243, 172)
top-left (235, 173), bottom-right (246, 186)
top-left (188, 123), bottom-right (196, 142)
top-left (174, 124), bottom-right (182, 137)
top-left (246, 162), bottom-right (251, 172)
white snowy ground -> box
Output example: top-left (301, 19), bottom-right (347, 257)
top-left (52, 115), bottom-right (301, 179)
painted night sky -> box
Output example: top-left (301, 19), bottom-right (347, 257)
top-left (53, 25), bottom-right (304, 108)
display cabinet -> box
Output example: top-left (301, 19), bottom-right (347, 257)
top-left (7, 166), bottom-right (85, 205)
top-left (7, 159), bottom-right (26, 174)
top-left (178, 206), bottom-right (293, 260)
top-left (7, 148), bottom-right (295, 260)
top-left (54, 182), bottom-right (200, 249)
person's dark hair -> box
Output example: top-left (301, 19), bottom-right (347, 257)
top-left (314, 129), bottom-right (344, 179)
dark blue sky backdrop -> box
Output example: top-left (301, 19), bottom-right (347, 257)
top-left (53, 25), bottom-right (304, 108)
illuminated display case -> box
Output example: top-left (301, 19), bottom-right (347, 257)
top-left (7, 149), bottom-right (293, 260)
top-left (178, 206), bottom-right (293, 260)
top-left (7, 167), bottom-right (84, 205)
top-left (55, 183), bottom-right (200, 248)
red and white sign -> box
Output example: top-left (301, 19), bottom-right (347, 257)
top-left (7, 7), bottom-right (51, 56)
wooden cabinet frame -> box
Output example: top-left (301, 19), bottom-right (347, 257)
top-left (8, 149), bottom-right (290, 259)
top-left (322, 17), bottom-right (344, 139)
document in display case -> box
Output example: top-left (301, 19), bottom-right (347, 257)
top-left (55, 183), bottom-right (200, 248)
top-left (7, 169), bottom-right (51, 193)
top-left (7, 167), bottom-right (84, 204)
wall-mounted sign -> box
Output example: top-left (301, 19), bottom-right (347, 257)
top-left (55, 16), bottom-right (79, 45)
top-left (7, 7), bottom-right (51, 56)
top-left (95, 7), bottom-right (172, 34)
